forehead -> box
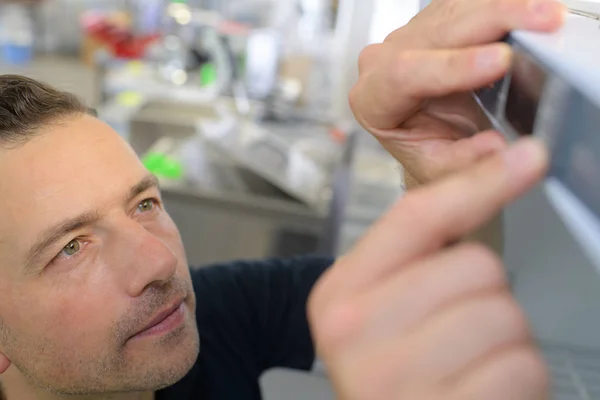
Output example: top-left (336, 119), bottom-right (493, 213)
top-left (0, 115), bottom-right (147, 261)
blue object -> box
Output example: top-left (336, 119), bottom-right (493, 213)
top-left (2, 43), bottom-right (32, 65)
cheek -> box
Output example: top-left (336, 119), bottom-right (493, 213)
top-left (0, 278), bottom-right (125, 385)
top-left (10, 282), bottom-right (116, 347)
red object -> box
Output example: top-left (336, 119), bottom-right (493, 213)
top-left (82, 14), bottom-right (159, 60)
top-left (329, 127), bottom-right (347, 144)
top-left (112, 34), bottom-right (159, 59)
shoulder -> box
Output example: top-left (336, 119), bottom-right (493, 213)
top-left (188, 255), bottom-right (334, 320)
top-left (190, 255), bottom-right (335, 287)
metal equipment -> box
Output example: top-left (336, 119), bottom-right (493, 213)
top-left (124, 96), bottom-right (352, 266)
top-left (475, 6), bottom-right (600, 274)
top-left (90, 0), bottom-right (404, 267)
top-left (464, 3), bottom-right (600, 399)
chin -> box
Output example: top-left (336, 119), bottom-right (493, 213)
top-left (142, 318), bottom-right (201, 390)
top-left (53, 328), bottom-right (200, 396)
top-left (115, 310), bottom-right (201, 393)
top-left (147, 331), bottom-right (200, 391)
top-left (118, 325), bottom-right (201, 393)
top-left (24, 345), bottom-right (199, 398)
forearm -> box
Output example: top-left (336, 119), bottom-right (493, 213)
top-left (403, 170), bottom-right (504, 255)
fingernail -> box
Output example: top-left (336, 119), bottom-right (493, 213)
top-left (504, 138), bottom-right (548, 174)
top-left (476, 46), bottom-right (511, 70)
top-left (530, 0), bottom-right (566, 20)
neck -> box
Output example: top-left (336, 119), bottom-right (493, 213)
top-left (0, 368), bottom-right (154, 400)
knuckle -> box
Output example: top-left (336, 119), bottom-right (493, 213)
top-left (494, 0), bottom-right (525, 18)
top-left (357, 43), bottom-right (382, 73)
top-left (446, 0), bottom-right (463, 16)
top-left (430, 31), bottom-right (445, 49)
top-left (427, 0), bottom-right (464, 47)
top-left (384, 21), bottom-right (412, 44)
top-left (484, 0), bottom-right (530, 30)
top-left (450, 347), bottom-right (549, 399)
top-left (455, 294), bottom-right (531, 344)
top-left (314, 299), bottom-right (366, 350)
top-left (457, 242), bottom-right (506, 284)
top-left (446, 50), bottom-right (469, 77)
top-left (390, 51), bottom-right (416, 87)
top-left (438, 50), bottom-right (476, 93)
top-left (485, 295), bottom-right (531, 340)
top-left (500, 348), bottom-right (550, 392)
top-left (431, 53), bottom-right (455, 89)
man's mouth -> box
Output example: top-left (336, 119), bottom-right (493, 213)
top-left (131, 298), bottom-right (186, 340)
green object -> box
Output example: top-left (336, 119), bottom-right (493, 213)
top-left (116, 91), bottom-right (144, 107)
top-left (160, 158), bottom-right (184, 179)
top-left (142, 152), bottom-right (184, 180)
top-left (200, 63), bottom-right (217, 86)
top-left (142, 152), bottom-right (166, 172)
top-left (170, 0), bottom-right (187, 3)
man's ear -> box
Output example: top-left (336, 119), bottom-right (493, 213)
top-left (0, 354), bottom-right (10, 374)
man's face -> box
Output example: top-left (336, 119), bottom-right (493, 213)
top-left (0, 115), bottom-right (199, 395)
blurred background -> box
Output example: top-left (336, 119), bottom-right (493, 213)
top-left (0, 0), bottom-right (421, 265)
top-left (0, 0), bottom-right (419, 398)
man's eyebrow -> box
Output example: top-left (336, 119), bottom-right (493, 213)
top-left (127, 174), bottom-right (160, 204)
top-left (24, 211), bottom-right (100, 273)
top-left (23, 175), bottom-right (160, 273)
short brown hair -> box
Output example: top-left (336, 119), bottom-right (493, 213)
top-left (0, 75), bottom-right (88, 146)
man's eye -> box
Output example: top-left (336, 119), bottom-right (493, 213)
top-left (61, 240), bottom-right (81, 257)
top-left (137, 199), bottom-right (155, 213)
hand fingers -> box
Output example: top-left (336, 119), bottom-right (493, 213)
top-left (449, 347), bottom-right (549, 400)
top-left (313, 243), bottom-right (506, 357)
top-left (326, 294), bottom-right (535, 399)
top-left (336, 137), bottom-right (547, 293)
top-left (402, 45), bottom-right (513, 99)
top-left (420, 92), bottom-right (494, 132)
top-left (364, 243), bottom-right (506, 342)
top-left (397, 0), bottom-right (566, 50)
top-left (352, 44), bottom-right (511, 132)
top-left (434, 130), bottom-right (509, 175)
top-left (394, 129), bottom-right (509, 184)
top-left (453, 131), bottom-right (509, 159)
top-left (396, 293), bottom-right (531, 387)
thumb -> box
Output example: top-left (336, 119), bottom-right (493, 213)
top-left (437, 130), bottom-right (509, 178)
top-left (389, 130), bottom-right (509, 186)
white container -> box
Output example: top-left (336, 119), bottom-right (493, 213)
top-left (0, 5), bottom-right (34, 65)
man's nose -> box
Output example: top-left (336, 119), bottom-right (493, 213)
top-left (111, 219), bottom-right (179, 297)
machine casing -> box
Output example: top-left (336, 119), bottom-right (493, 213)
top-left (419, 3), bottom-right (600, 398)
top-left (476, 11), bottom-right (600, 272)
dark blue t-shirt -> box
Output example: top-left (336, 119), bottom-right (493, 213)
top-left (155, 255), bottom-right (333, 400)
